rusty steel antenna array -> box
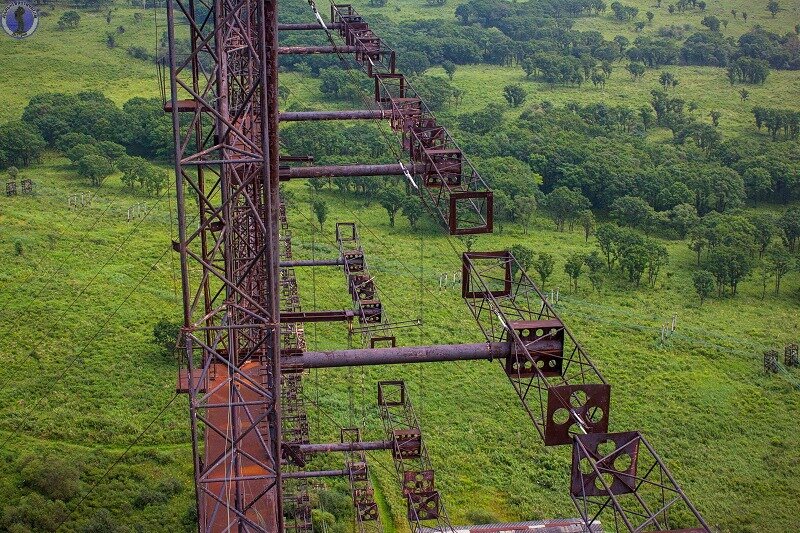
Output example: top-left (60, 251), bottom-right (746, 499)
top-left (163, 0), bottom-right (712, 531)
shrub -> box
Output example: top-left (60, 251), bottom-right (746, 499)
top-left (1, 493), bottom-right (69, 532)
top-left (127, 46), bottom-right (151, 61)
top-left (19, 454), bottom-right (81, 501)
top-left (153, 318), bottom-right (181, 357)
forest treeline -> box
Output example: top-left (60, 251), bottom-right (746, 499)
top-left (273, 0), bottom-right (800, 90)
top-left (0, 92), bottom-right (171, 192)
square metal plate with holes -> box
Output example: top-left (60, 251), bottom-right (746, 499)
top-left (571, 431), bottom-right (640, 497)
top-left (544, 384), bottom-right (611, 446)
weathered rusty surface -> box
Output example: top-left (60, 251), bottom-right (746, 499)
top-left (278, 22), bottom-right (343, 30)
top-left (281, 310), bottom-right (355, 323)
top-left (280, 110), bottom-right (387, 121)
top-left (293, 440), bottom-right (392, 455)
top-left (277, 45), bottom-right (358, 54)
top-left (279, 163), bottom-right (419, 180)
top-left (279, 258), bottom-right (344, 268)
top-left (287, 342), bottom-right (507, 369)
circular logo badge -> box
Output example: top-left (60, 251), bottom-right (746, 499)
top-left (2, 2), bottom-right (38, 39)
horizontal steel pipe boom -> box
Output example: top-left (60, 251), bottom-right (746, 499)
top-left (286, 342), bottom-right (509, 369)
top-left (283, 469), bottom-right (348, 479)
top-left (277, 45), bottom-right (358, 54)
top-left (279, 110), bottom-right (387, 122)
top-left (294, 440), bottom-right (393, 455)
top-left (278, 22), bottom-right (343, 30)
top-left (281, 310), bottom-right (354, 323)
top-left (279, 163), bottom-right (418, 180)
top-left (280, 258), bottom-right (344, 267)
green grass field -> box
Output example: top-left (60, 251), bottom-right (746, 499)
top-left (2, 155), bottom-right (799, 531)
top-left (1, 0), bottom-right (800, 531)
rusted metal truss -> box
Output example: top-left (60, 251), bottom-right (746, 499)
top-left (165, 0), bottom-right (282, 525)
top-left (377, 381), bottom-right (454, 532)
top-left (461, 251), bottom-right (609, 446)
top-left (571, 432), bottom-right (710, 532)
top-left (460, 251), bottom-right (709, 532)
top-left (341, 428), bottom-right (385, 532)
top-left (299, 4), bottom-right (493, 235)
top-left (279, 202), bottom-right (312, 533)
top-left (335, 222), bottom-right (395, 346)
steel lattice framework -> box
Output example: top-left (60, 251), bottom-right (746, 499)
top-left (164, 0), bottom-right (714, 530)
top-left (166, 0), bottom-right (283, 527)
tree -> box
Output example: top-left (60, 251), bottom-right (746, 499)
top-left (458, 103), bottom-right (505, 134)
top-left (442, 60), bottom-right (457, 81)
top-left (670, 203), bottom-right (699, 238)
top-left (739, 88), bottom-right (749, 101)
top-left (378, 188), bottom-right (404, 227)
top-left (706, 246), bottom-right (753, 295)
top-left (66, 143), bottom-right (102, 164)
top-left (626, 62), bottom-right (646, 80)
top-left (58, 10), bottom-right (81, 29)
top-left (503, 85), bottom-right (527, 107)
top-left (0, 121), bottom-right (47, 167)
top-left (748, 212), bottom-right (777, 257)
top-left (709, 110), bottom-right (721, 127)
top-left (698, 1), bottom-right (706, 11)
top-left (645, 240), bottom-right (669, 287)
top-left (620, 243), bottom-right (648, 285)
top-left (766, 245), bottom-right (795, 294)
top-left (646, 11), bottom-right (654, 22)
top-left (141, 166), bottom-right (167, 196)
top-left (778, 208), bottom-right (800, 252)
top-left (510, 244), bottom-right (533, 277)
top-left (7, 166), bottom-right (18, 179)
top-left (412, 75), bottom-right (460, 111)
top-left (534, 252), bottom-right (555, 288)
top-left (585, 251), bottom-right (605, 291)
top-left (564, 253), bottom-right (586, 292)
top-left (401, 196), bottom-right (424, 229)
top-left (659, 71), bottom-right (677, 89)
top-left (692, 270), bottom-right (715, 304)
top-left (610, 195), bottom-right (655, 231)
top-left (514, 195), bottom-right (537, 234)
top-left (398, 51), bottom-right (430, 76)
top-left (767, 0), bottom-right (779, 18)
top-left (701, 15), bottom-right (721, 32)
top-left (76, 154), bottom-right (113, 186)
top-left (542, 186), bottom-right (591, 231)
top-left (727, 57), bottom-right (770, 84)
top-left (578, 210), bottom-right (595, 242)
top-left (311, 199), bottom-right (328, 231)
top-left (318, 67), bottom-right (357, 98)
top-left (106, 32), bottom-right (116, 48)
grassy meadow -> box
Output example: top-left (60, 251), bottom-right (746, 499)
top-left (0, 0), bottom-right (799, 531)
